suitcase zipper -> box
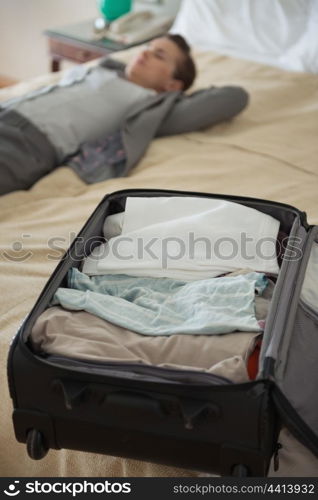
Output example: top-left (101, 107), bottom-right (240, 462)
top-left (40, 354), bottom-right (233, 386)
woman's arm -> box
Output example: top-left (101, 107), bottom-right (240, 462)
top-left (156, 86), bottom-right (249, 137)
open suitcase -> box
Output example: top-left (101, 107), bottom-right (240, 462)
top-left (7, 189), bottom-right (318, 477)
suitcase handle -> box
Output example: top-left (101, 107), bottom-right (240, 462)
top-left (53, 379), bottom-right (166, 416)
top-left (106, 391), bottom-right (165, 417)
top-left (53, 379), bottom-right (221, 430)
top-left (52, 379), bottom-right (88, 410)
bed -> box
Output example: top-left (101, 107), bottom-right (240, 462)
top-left (1, 0), bottom-right (318, 477)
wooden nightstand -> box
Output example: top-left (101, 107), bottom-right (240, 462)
top-left (44, 19), bottom-right (135, 72)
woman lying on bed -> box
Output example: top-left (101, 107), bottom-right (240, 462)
top-left (0, 34), bottom-right (249, 195)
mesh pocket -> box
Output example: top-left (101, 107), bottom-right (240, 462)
top-left (280, 304), bottom-right (318, 437)
top-left (300, 240), bottom-right (318, 314)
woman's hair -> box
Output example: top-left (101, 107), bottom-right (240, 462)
top-left (166, 34), bottom-right (196, 91)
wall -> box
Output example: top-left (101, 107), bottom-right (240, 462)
top-left (0, 0), bottom-right (182, 81)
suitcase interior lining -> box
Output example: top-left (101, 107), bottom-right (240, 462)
top-left (24, 193), bottom-right (302, 384)
top-left (28, 192), bottom-right (284, 384)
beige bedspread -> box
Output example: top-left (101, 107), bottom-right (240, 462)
top-left (1, 48), bottom-right (317, 477)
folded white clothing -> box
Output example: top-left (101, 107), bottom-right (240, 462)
top-left (103, 211), bottom-right (125, 240)
top-left (83, 196), bottom-right (280, 279)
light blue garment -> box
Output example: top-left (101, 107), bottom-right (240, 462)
top-left (52, 268), bottom-right (268, 336)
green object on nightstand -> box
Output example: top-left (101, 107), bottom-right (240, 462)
top-left (97, 0), bottom-right (132, 21)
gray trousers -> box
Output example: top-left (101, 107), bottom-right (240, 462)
top-left (0, 109), bottom-right (56, 195)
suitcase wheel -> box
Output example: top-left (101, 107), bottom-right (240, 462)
top-left (231, 464), bottom-right (249, 477)
top-left (26, 429), bottom-right (49, 460)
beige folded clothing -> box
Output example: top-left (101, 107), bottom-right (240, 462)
top-left (31, 306), bottom-right (261, 382)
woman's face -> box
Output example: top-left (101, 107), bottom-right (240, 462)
top-left (125, 37), bottom-right (184, 92)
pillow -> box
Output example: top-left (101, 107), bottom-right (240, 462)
top-left (171, 0), bottom-right (318, 73)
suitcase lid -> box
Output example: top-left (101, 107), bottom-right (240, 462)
top-left (261, 224), bottom-right (318, 459)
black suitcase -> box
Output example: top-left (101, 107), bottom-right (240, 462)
top-left (7, 189), bottom-right (318, 476)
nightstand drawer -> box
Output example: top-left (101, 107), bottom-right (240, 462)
top-left (49, 38), bottom-right (106, 63)
top-left (45, 19), bottom-right (132, 72)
